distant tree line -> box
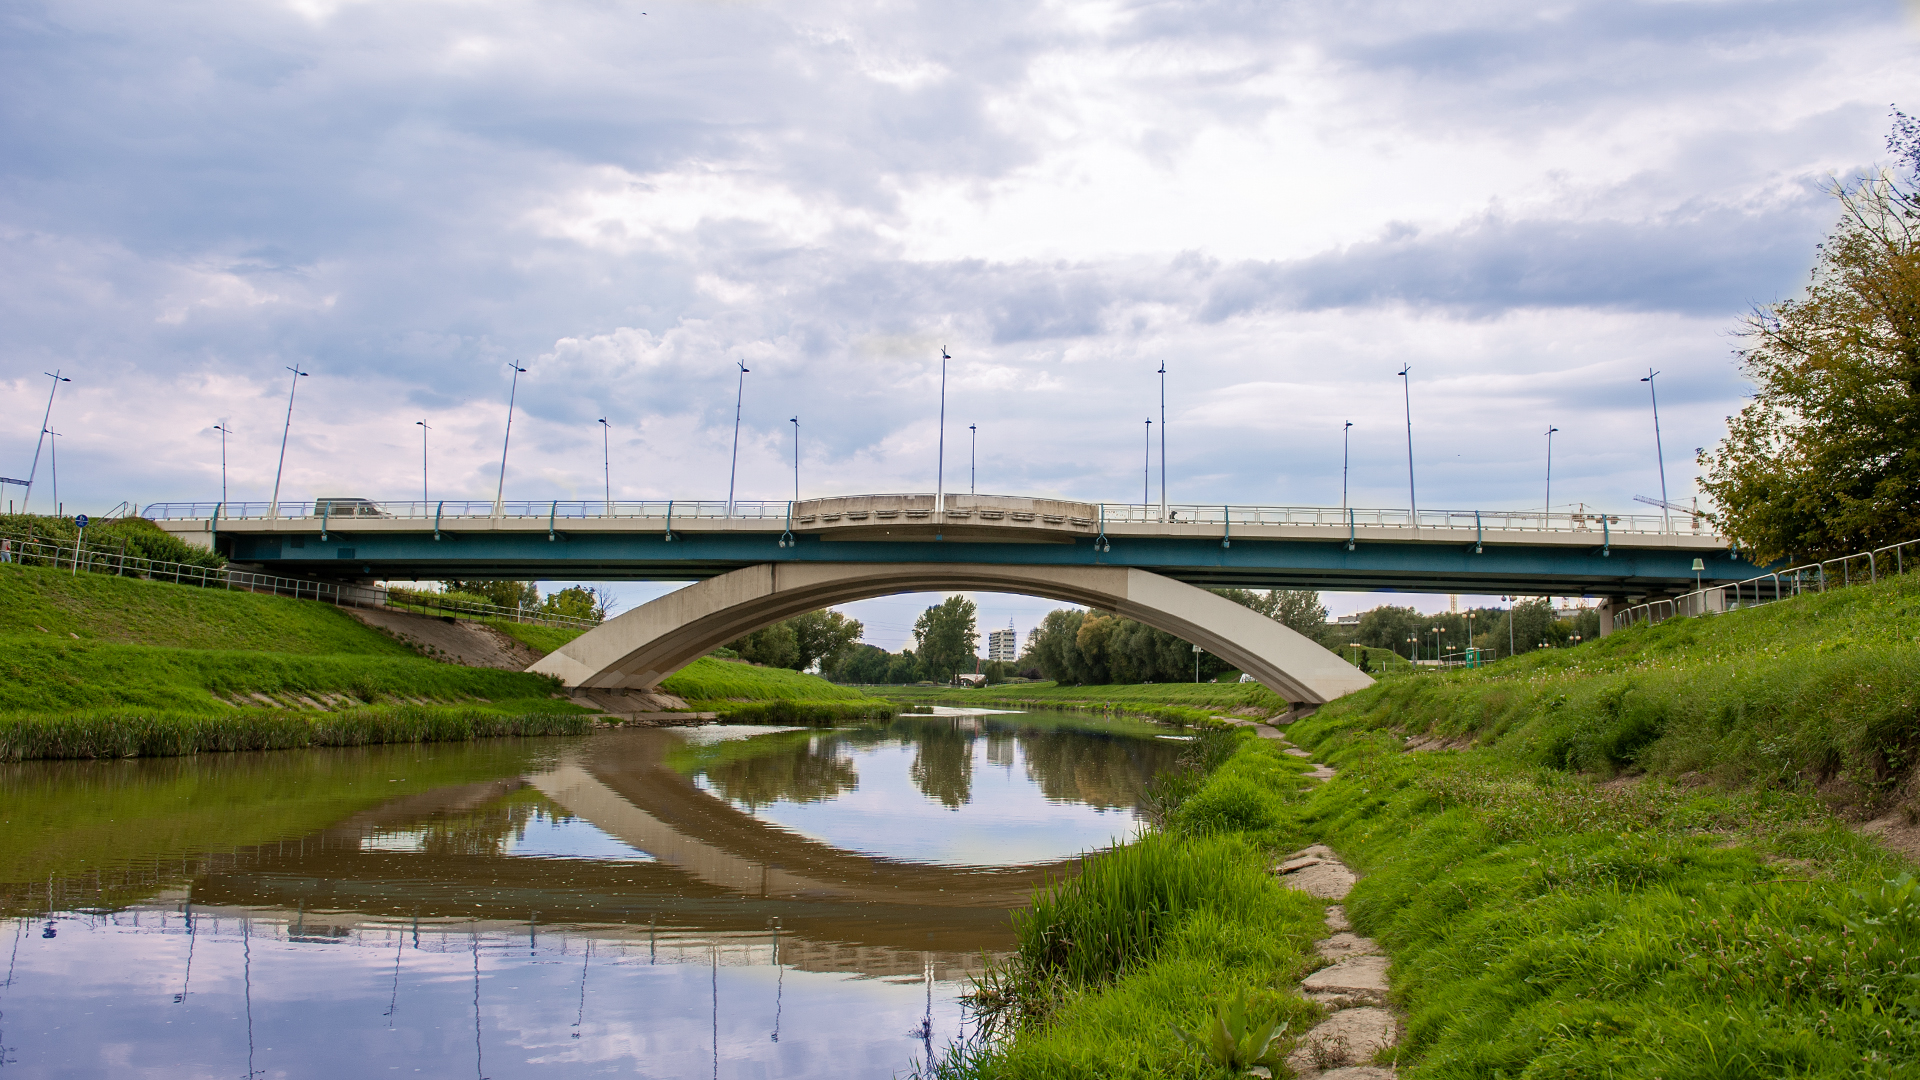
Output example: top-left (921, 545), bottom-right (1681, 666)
top-left (1321, 599), bottom-right (1602, 664)
top-left (437, 580), bottom-right (613, 623)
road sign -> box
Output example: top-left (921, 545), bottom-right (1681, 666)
top-left (74, 514), bottom-right (88, 528)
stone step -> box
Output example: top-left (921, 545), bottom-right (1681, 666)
top-left (1300, 955), bottom-right (1390, 1007)
top-left (1274, 860), bottom-right (1356, 900)
top-left (1315, 932), bottom-right (1381, 961)
top-left (1287, 1006), bottom-right (1398, 1078)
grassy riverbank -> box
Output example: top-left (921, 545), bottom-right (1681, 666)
top-left (873, 680), bottom-right (1291, 726)
top-left (0, 562), bottom-right (590, 759)
top-left (936, 575), bottom-right (1920, 1078)
top-left (665, 656), bottom-right (897, 721)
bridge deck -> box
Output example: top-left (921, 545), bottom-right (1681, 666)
top-left (147, 494), bottom-right (1746, 598)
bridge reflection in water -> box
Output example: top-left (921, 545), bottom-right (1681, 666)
top-left (1, 713), bottom-right (1182, 1078)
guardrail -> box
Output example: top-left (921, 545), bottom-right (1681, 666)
top-left (0, 533), bottom-right (595, 629)
top-left (1611, 536), bottom-right (1920, 631)
top-left (138, 496), bottom-right (1712, 538)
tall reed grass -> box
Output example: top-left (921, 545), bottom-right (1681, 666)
top-left (0, 706), bottom-right (592, 761)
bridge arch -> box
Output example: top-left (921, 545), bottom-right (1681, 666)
top-left (529, 562), bottom-right (1373, 705)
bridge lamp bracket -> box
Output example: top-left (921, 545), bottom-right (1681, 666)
top-left (1094, 504), bottom-right (1111, 553)
top-left (1221, 505), bottom-right (1231, 549)
top-left (433, 500), bottom-right (443, 542)
top-left (319, 501), bottom-right (330, 542)
top-left (779, 502), bottom-right (795, 549)
top-left (664, 500), bottom-right (675, 542)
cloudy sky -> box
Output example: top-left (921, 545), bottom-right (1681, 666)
top-left (5, 0), bottom-right (1919, 647)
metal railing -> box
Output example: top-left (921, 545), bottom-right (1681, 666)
top-left (138, 495), bottom-right (1712, 538)
top-left (1611, 536), bottom-right (1920, 631)
top-left (0, 533), bottom-right (594, 629)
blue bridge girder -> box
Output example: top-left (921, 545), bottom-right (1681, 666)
top-left (147, 493), bottom-right (1754, 598)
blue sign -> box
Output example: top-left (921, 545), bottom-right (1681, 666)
top-left (74, 514), bottom-right (88, 528)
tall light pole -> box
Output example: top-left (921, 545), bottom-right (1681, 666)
top-left (1143, 419), bottom-right (1153, 507)
top-left (269, 365), bottom-right (308, 520)
top-left (1342, 420), bottom-right (1353, 511)
top-left (212, 422), bottom-right (233, 507)
top-left (935, 349), bottom-right (949, 514)
top-left (1397, 365), bottom-right (1416, 525)
top-left (789, 417), bottom-right (800, 503)
top-left (21, 370), bottom-right (71, 513)
top-left (1641, 368), bottom-right (1670, 531)
top-left (1544, 425), bottom-right (1560, 526)
top-left (969, 423), bottom-right (976, 495)
top-left (491, 362), bottom-right (528, 516)
top-left (598, 418), bottom-right (613, 515)
top-left (1157, 361), bottom-right (1167, 521)
top-left (46, 429), bottom-right (60, 514)
top-left (415, 421), bottom-right (430, 507)
top-left (727, 360), bottom-right (749, 516)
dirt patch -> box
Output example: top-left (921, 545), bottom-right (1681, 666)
top-left (348, 607), bottom-right (545, 670)
top-left (1856, 812), bottom-right (1920, 866)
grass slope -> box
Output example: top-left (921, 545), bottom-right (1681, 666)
top-left (941, 579), bottom-right (1920, 1078)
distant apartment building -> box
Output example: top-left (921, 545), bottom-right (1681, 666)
top-left (988, 624), bottom-right (1020, 663)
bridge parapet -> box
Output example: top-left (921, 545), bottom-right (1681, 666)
top-left (794, 493), bottom-right (1099, 542)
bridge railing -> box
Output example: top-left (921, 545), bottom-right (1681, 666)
top-left (1611, 535), bottom-right (1920, 631)
top-left (140, 496), bottom-right (1709, 537)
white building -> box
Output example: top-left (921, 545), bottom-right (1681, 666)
top-left (988, 624), bottom-right (1020, 663)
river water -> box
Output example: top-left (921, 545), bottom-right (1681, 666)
top-left (0, 709), bottom-right (1185, 1078)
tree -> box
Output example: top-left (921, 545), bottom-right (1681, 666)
top-left (440, 580), bottom-right (539, 610)
top-left (1214, 588), bottom-right (1329, 644)
top-left (540, 585), bottom-right (610, 623)
top-left (787, 609), bottom-right (864, 673)
top-left (729, 621), bottom-right (798, 669)
top-left (913, 596), bottom-right (978, 682)
top-left (1700, 115), bottom-right (1920, 562)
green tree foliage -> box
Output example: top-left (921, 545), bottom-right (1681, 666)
top-left (1323, 600), bottom-right (1601, 662)
top-left (1701, 116), bottom-right (1920, 562)
top-left (729, 621), bottom-right (799, 669)
top-left (913, 595), bottom-right (979, 682)
top-left (1213, 588), bottom-right (1329, 644)
top-left (439, 580), bottom-right (540, 610)
top-left (787, 609), bottom-right (864, 673)
top-left (2, 514), bottom-right (226, 570)
top-left (538, 585), bottom-right (609, 623)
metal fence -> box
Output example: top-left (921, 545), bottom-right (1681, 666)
top-left (138, 496), bottom-right (1710, 538)
top-left (0, 533), bottom-right (593, 629)
top-left (1611, 535), bottom-right (1920, 631)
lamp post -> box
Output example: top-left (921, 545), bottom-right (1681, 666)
top-left (935, 349), bottom-right (949, 515)
top-left (212, 422), bottom-right (233, 508)
top-left (1342, 420), bottom-right (1352, 511)
top-left (598, 418), bottom-right (613, 515)
top-left (1143, 419), bottom-right (1152, 507)
top-left (1158, 361), bottom-right (1169, 521)
top-left (493, 361), bottom-right (527, 517)
top-left (1431, 626), bottom-right (1442, 665)
top-left (1544, 425), bottom-right (1559, 527)
top-left (269, 365), bottom-right (309, 520)
top-left (414, 421), bottom-right (429, 507)
top-left (46, 429), bottom-right (60, 515)
top-left (1397, 365), bottom-right (1416, 527)
top-left (969, 423), bottom-right (977, 495)
top-left (1504, 595), bottom-right (1516, 658)
top-left (21, 370), bottom-right (70, 513)
top-left (727, 360), bottom-right (749, 516)
top-left (1192, 643), bottom-right (1202, 683)
top-left (1406, 633), bottom-right (1418, 663)
top-left (789, 417), bottom-right (800, 504)
top-left (1641, 369), bottom-right (1671, 531)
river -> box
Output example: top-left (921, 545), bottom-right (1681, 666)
top-left (0, 709), bottom-right (1187, 1078)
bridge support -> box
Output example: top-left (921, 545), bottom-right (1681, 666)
top-left (529, 562), bottom-right (1374, 705)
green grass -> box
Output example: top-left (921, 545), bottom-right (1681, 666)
top-left (1306, 569), bottom-right (1920, 801)
top-left (879, 680), bottom-right (1290, 710)
top-left (0, 705), bottom-right (591, 762)
top-left (937, 577), bottom-right (1920, 1078)
top-left (0, 559), bottom-right (414, 653)
top-left (663, 655), bottom-right (873, 702)
top-left (487, 620), bottom-right (586, 655)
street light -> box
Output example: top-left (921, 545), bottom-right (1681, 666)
top-left (21, 370), bottom-right (70, 513)
top-left (1397, 365), bottom-right (1417, 526)
top-left (1407, 633), bottom-right (1418, 663)
top-left (1431, 626), bottom-right (1442, 664)
top-left (270, 365), bottom-right (309, 520)
top-left (1642, 369), bottom-right (1671, 532)
top-left (1143, 419), bottom-right (1152, 507)
top-left (414, 421), bottom-right (429, 507)
top-left (969, 423), bottom-right (978, 495)
top-left (789, 417), bottom-right (800, 504)
top-left (1692, 557), bottom-right (1705, 596)
top-left (1544, 425), bottom-right (1559, 527)
top-left (45, 429), bottom-right (60, 515)
top-left (1158, 361), bottom-right (1168, 521)
top-left (727, 360), bottom-right (749, 516)
top-left (1342, 420), bottom-right (1353, 511)
top-left (598, 418), bottom-right (613, 515)
top-left (493, 361), bottom-right (527, 517)
top-left (935, 348), bottom-right (949, 515)
top-left (212, 422), bottom-right (233, 507)
top-left (1192, 643), bottom-right (1202, 683)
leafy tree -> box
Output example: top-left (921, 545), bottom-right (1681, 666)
top-left (913, 596), bottom-right (978, 682)
top-left (540, 585), bottom-right (610, 623)
top-left (787, 609), bottom-right (864, 673)
top-left (440, 580), bottom-right (539, 610)
top-left (729, 621), bottom-right (798, 669)
top-left (1701, 114), bottom-right (1920, 562)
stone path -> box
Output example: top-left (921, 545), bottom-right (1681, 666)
top-left (1270, 739), bottom-right (1399, 1079)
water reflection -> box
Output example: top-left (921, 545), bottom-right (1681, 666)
top-left (0, 710), bottom-right (1181, 1078)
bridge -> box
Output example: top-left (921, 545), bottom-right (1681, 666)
top-left (147, 492), bottom-right (1755, 705)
